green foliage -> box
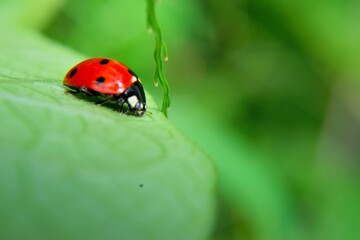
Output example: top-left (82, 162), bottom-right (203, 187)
top-left (0, 28), bottom-right (215, 240)
top-left (2, 0), bottom-right (360, 239)
top-left (146, 0), bottom-right (171, 117)
top-left (0, 0), bottom-right (66, 29)
top-left (171, 103), bottom-right (291, 240)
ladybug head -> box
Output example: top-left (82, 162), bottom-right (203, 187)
top-left (124, 81), bottom-right (147, 116)
top-left (126, 95), bottom-right (146, 116)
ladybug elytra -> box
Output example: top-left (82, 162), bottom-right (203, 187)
top-left (63, 58), bottom-right (146, 116)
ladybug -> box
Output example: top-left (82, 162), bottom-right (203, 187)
top-left (63, 58), bottom-right (146, 116)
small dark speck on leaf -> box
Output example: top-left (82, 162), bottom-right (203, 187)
top-left (139, 184), bottom-right (144, 188)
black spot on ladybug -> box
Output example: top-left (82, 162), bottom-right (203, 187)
top-left (128, 68), bottom-right (138, 78)
top-left (96, 76), bottom-right (105, 84)
top-left (69, 68), bottom-right (77, 78)
top-left (99, 59), bottom-right (110, 65)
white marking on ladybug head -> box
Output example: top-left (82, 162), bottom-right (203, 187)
top-left (127, 95), bottom-right (139, 108)
top-left (131, 76), bottom-right (137, 83)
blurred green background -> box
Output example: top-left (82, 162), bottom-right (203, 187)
top-left (2, 0), bottom-right (360, 239)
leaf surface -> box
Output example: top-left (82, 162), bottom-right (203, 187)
top-left (0, 29), bottom-right (215, 240)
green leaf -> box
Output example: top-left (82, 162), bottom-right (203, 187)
top-left (0, 28), bottom-right (215, 240)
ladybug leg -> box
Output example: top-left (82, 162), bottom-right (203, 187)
top-left (95, 99), bottom-right (109, 106)
top-left (63, 85), bottom-right (79, 93)
top-left (118, 98), bottom-right (126, 113)
top-left (80, 87), bottom-right (96, 96)
top-left (74, 86), bottom-right (111, 106)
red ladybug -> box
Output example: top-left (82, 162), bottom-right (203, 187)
top-left (63, 58), bottom-right (146, 116)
